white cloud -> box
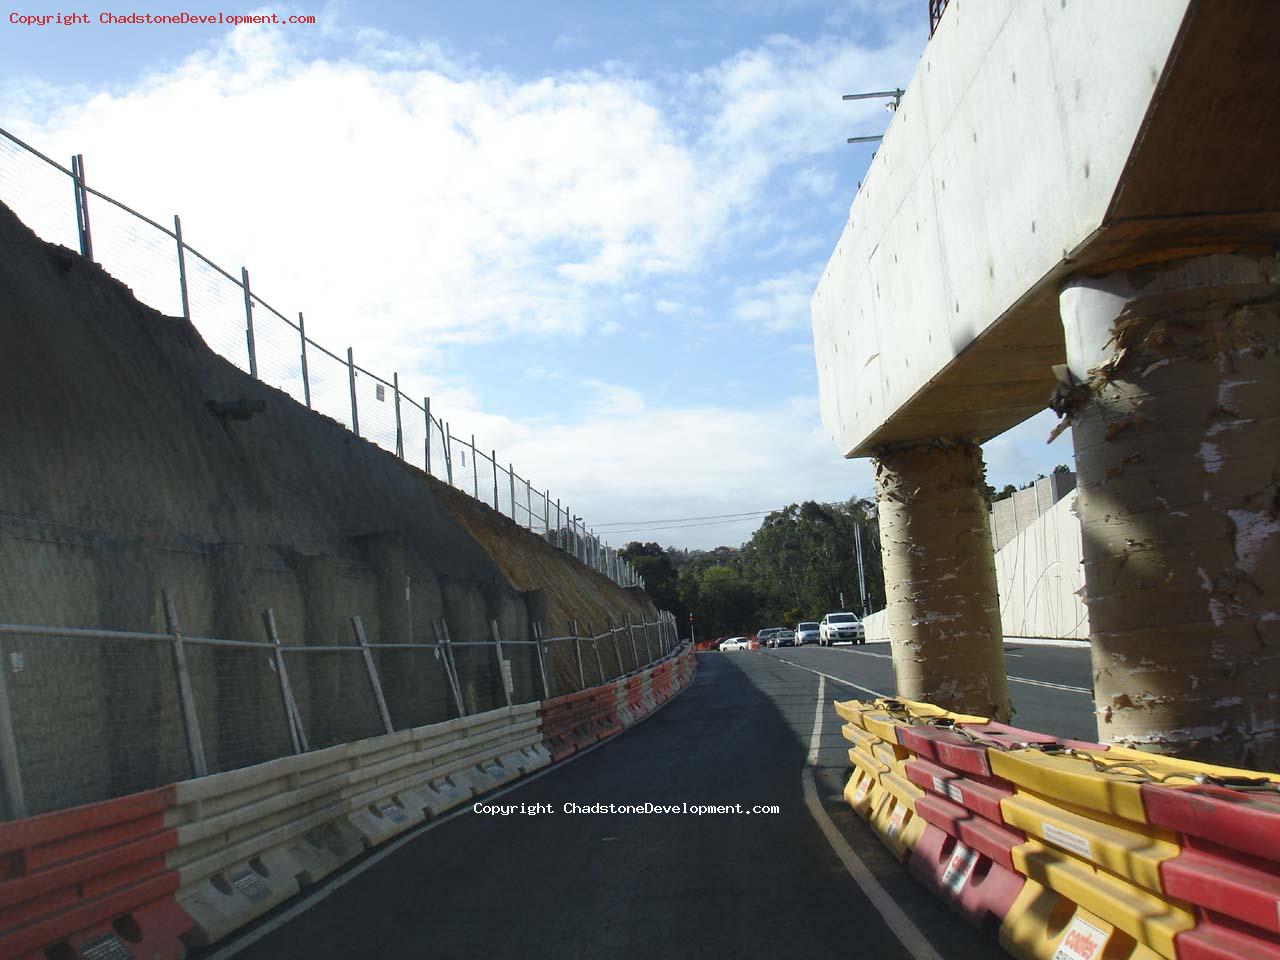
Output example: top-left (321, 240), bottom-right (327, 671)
top-left (731, 268), bottom-right (818, 332)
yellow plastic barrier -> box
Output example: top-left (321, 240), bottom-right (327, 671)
top-left (840, 721), bottom-right (881, 753)
top-left (873, 764), bottom-right (927, 860)
top-left (988, 750), bottom-right (1151, 824)
top-left (1000, 878), bottom-right (1164, 960)
top-left (999, 791), bottom-right (1180, 895)
top-left (1011, 840), bottom-right (1194, 959)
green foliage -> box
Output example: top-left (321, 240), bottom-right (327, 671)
top-left (623, 497), bottom-right (884, 639)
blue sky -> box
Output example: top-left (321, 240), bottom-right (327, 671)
top-left (1, 1), bottom-right (1070, 548)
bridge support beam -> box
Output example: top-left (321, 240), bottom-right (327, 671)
top-left (1058, 253), bottom-right (1280, 767)
top-left (874, 439), bottom-right (1011, 721)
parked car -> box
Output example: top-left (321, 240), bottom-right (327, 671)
top-left (719, 636), bottom-right (751, 652)
top-left (795, 621), bottom-right (820, 645)
top-left (819, 612), bottom-right (865, 645)
top-left (756, 627), bottom-right (790, 648)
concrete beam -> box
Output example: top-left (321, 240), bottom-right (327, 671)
top-left (814, 0), bottom-right (1280, 455)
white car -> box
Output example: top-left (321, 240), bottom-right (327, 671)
top-left (795, 622), bottom-right (820, 645)
top-left (719, 636), bottom-right (751, 652)
top-left (819, 612), bottom-right (865, 645)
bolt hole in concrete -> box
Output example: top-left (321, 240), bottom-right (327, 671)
top-left (211, 873), bottom-right (234, 897)
top-left (250, 856), bottom-right (271, 878)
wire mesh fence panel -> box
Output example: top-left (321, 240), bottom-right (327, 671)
top-left (283, 648), bottom-right (386, 751)
top-left (2, 633), bottom-right (192, 815)
top-left (428, 417), bottom-right (449, 483)
top-left (501, 642), bottom-right (541, 704)
top-left (307, 343), bottom-right (355, 431)
top-left (450, 644), bottom-right (506, 715)
top-left (368, 644), bottom-right (456, 730)
top-left (596, 633), bottom-right (623, 681)
top-left (87, 196), bottom-right (183, 319)
top-left (542, 637), bottom-right (585, 695)
top-left (184, 642), bottom-right (295, 775)
top-left (353, 368), bottom-right (398, 456)
top-left (0, 134), bottom-right (78, 251)
top-left (251, 303), bottom-right (306, 401)
top-left (400, 398), bottom-right (427, 476)
top-left (184, 253), bottom-right (253, 373)
top-left (495, 464), bottom-right (513, 521)
top-left (475, 450), bottom-right (498, 512)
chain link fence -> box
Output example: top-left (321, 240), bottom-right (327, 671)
top-left (0, 604), bottom-right (679, 821)
top-left (0, 126), bottom-right (645, 591)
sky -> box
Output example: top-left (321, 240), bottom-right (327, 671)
top-left (0, 0), bottom-right (1072, 549)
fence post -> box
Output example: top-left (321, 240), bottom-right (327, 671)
top-left (490, 620), bottom-right (514, 708)
top-left (587, 622), bottom-right (606, 684)
top-left (492, 450), bottom-right (499, 511)
top-left (433, 618), bottom-right (466, 717)
top-left (555, 499), bottom-right (562, 548)
top-left (393, 372), bottom-right (404, 459)
top-left (470, 434), bottom-right (478, 498)
top-left (444, 422), bottom-right (454, 485)
top-left (572, 619), bottom-right (586, 690)
top-left (639, 613), bottom-right (653, 664)
top-left (525, 478), bottom-right (532, 531)
top-left (533, 622), bottom-right (551, 699)
top-left (298, 312), bottom-right (312, 409)
top-left (71, 154), bottom-right (94, 261)
top-left (543, 491), bottom-right (550, 537)
top-left (0, 634), bottom-right (27, 819)
top-left (607, 617), bottom-right (626, 675)
top-left (624, 613), bottom-right (640, 669)
top-left (424, 398), bottom-right (432, 477)
top-left (241, 267), bottom-right (258, 379)
top-left (352, 616), bottom-right (394, 734)
top-left (263, 608), bottom-right (307, 754)
top-left (347, 347), bottom-right (360, 436)
top-left (508, 463), bottom-right (516, 521)
top-left (174, 215), bottom-right (191, 324)
top-left (163, 590), bottom-right (208, 779)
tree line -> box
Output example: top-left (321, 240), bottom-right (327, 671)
top-left (620, 498), bottom-right (884, 640)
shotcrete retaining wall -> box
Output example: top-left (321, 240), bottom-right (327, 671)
top-left (0, 199), bottom-right (655, 811)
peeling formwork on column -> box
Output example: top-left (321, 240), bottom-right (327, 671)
top-left (873, 439), bottom-right (1012, 721)
top-left (1054, 253), bottom-right (1280, 768)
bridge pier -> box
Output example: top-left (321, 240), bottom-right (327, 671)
top-left (1058, 253), bottom-right (1280, 767)
top-left (873, 439), bottom-right (1011, 721)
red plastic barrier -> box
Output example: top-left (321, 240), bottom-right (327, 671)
top-left (913, 792), bottom-right (1026, 873)
top-left (0, 788), bottom-right (192, 960)
top-left (1143, 784), bottom-right (1280, 959)
top-left (905, 756), bottom-right (1016, 829)
top-left (907, 823), bottom-right (1026, 930)
top-left (961, 721), bottom-right (1107, 753)
top-left (896, 726), bottom-right (995, 778)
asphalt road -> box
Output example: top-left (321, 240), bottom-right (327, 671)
top-left (773, 640), bottom-right (1097, 741)
top-left (205, 649), bottom-right (1050, 960)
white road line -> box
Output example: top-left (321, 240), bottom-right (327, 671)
top-left (1007, 675), bottom-right (1091, 695)
top-left (772, 655), bottom-right (887, 699)
top-left (206, 683), bottom-right (688, 959)
top-left (818, 649), bottom-right (1089, 695)
top-left (802, 674), bottom-right (943, 960)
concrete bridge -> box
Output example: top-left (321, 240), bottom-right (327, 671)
top-left (813, 0), bottom-right (1280, 769)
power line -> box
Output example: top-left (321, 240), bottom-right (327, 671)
top-left (601, 515), bottom-right (774, 536)
top-left (593, 509), bottom-right (775, 529)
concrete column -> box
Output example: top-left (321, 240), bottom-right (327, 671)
top-left (1058, 253), bottom-right (1280, 768)
top-left (874, 439), bottom-right (1011, 721)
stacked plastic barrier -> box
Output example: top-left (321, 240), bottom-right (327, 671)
top-left (1, 643), bottom-right (696, 959)
top-left (835, 695), bottom-right (1280, 960)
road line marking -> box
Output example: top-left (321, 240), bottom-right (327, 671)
top-left (784, 650), bottom-right (1088, 696)
top-left (1007, 675), bottom-right (1091, 695)
top-left (802, 674), bottom-right (943, 960)
top-left (771, 655), bottom-right (887, 699)
top-left (206, 680), bottom-right (691, 958)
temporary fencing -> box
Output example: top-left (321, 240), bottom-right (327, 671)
top-left (0, 641), bottom-right (695, 959)
top-left (0, 608), bottom-right (682, 823)
top-left (834, 695), bottom-right (1280, 960)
